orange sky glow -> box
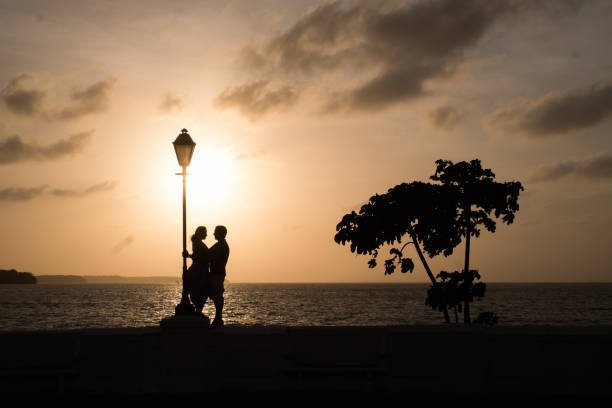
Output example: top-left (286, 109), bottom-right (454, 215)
top-left (1, 1), bottom-right (612, 282)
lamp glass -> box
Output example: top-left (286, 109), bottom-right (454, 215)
top-left (173, 129), bottom-right (196, 167)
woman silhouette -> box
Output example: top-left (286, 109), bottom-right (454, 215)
top-left (183, 226), bottom-right (209, 316)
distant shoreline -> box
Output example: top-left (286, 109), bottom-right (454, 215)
top-left (35, 275), bottom-right (179, 284)
top-left (28, 277), bottom-right (612, 285)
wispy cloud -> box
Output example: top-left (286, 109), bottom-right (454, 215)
top-left (50, 180), bottom-right (119, 197)
top-left (491, 80), bottom-right (612, 137)
top-left (0, 74), bottom-right (45, 116)
top-left (57, 78), bottom-right (117, 120)
top-left (530, 153), bottom-right (612, 183)
top-left (0, 131), bottom-right (92, 165)
top-left (216, 0), bottom-right (579, 119)
top-left (157, 92), bottom-right (183, 114)
top-left (429, 105), bottom-right (462, 130)
top-left (111, 235), bottom-right (134, 254)
top-left (0, 180), bottom-right (118, 202)
top-left (0, 185), bottom-right (48, 201)
top-left (214, 80), bottom-right (299, 121)
top-left (1, 75), bottom-right (116, 121)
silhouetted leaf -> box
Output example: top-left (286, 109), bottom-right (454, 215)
top-left (389, 248), bottom-right (401, 256)
top-left (400, 258), bottom-right (414, 273)
top-left (384, 259), bottom-right (396, 275)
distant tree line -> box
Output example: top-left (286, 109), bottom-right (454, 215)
top-left (0, 269), bottom-right (37, 284)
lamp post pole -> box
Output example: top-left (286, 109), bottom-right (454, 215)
top-left (172, 129), bottom-right (196, 316)
top-left (182, 164), bottom-right (187, 284)
top-left (180, 164), bottom-right (189, 308)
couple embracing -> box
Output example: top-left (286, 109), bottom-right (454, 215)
top-left (183, 225), bottom-right (229, 328)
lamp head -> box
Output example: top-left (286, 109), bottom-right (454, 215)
top-left (172, 128), bottom-right (196, 167)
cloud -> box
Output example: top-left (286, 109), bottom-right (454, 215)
top-left (217, 0), bottom-right (573, 118)
top-left (0, 181), bottom-right (118, 202)
top-left (1, 75), bottom-right (116, 120)
top-left (111, 235), bottom-right (134, 254)
top-left (214, 80), bottom-right (299, 120)
top-left (530, 153), bottom-right (612, 183)
top-left (84, 180), bottom-right (118, 194)
top-left (430, 105), bottom-right (462, 130)
top-left (0, 185), bottom-right (47, 201)
top-left (158, 92), bottom-right (183, 114)
top-left (529, 161), bottom-right (577, 183)
top-left (50, 180), bottom-right (119, 197)
top-left (0, 131), bottom-right (92, 165)
top-left (491, 81), bottom-right (612, 137)
top-left (580, 154), bottom-right (612, 179)
top-left (0, 74), bottom-right (45, 116)
top-left (57, 78), bottom-right (116, 120)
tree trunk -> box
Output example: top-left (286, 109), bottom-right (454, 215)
top-left (463, 204), bottom-right (472, 324)
top-left (407, 224), bottom-right (451, 324)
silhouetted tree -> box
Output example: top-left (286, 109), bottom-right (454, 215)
top-left (334, 159), bottom-right (522, 325)
top-left (430, 159), bottom-right (523, 323)
top-left (335, 182), bottom-right (462, 323)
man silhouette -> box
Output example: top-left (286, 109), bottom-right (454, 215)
top-left (209, 225), bottom-right (229, 328)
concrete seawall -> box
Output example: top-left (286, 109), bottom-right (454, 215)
top-left (1, 325), bottom-right (611, 395)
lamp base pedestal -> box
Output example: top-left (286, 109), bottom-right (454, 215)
top-left (160, 296), bottom-right (211, 329)
top-left (174, 297), bottom-right (197, 315)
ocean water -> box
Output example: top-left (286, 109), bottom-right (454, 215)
top-left (1, 283), bottom-right (611, 331)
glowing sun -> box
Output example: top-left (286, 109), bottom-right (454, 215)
top-left (185, 148), bottom-right (236, 207)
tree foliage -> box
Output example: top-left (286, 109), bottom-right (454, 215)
top-left (430, 159), bottom-right (523, 238)
top-left (425, 270), bottom-right (486, 322)
top-left (334, 159), bottom-right (522, 276)
top-left (334, 181), bottom-right (462, 275)
top-left (334, 159), bottom-right (523, 324)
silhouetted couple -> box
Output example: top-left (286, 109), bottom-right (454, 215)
top-left (183, 225), bottom-right (230, 328)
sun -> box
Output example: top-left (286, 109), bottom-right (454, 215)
top-left (186, 149), bottom-right (236, 208)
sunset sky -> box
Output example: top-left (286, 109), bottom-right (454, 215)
top-left (1, 0), bottom-right (612, 283)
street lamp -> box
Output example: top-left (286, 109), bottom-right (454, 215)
top-left (173, 128), bottom-right (196, 315)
